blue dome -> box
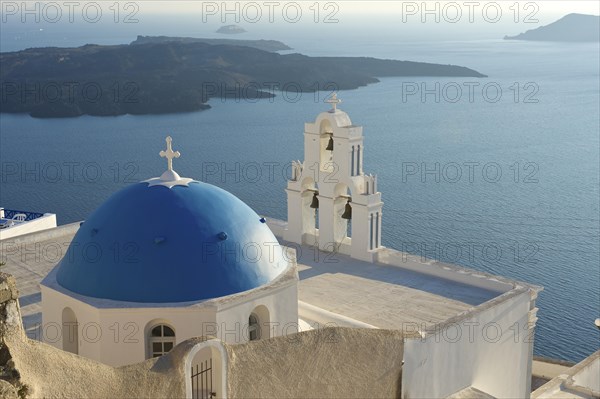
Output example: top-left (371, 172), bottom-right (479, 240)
top-left (56, 181), bottom-right (288, 303)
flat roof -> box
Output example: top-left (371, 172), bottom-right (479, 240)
top-left (2, 223), bottom-right (522, 338)
top-left (1, 233), bottom-right (70, 337)
top-left (288, 240), bottom-right (501, 329)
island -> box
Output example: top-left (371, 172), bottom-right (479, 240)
top-left (216, 25), bottom-right (247, 34)
top-left (0, 38), bottom-right (487, 118)
top-left (504, 13), bottom-right (600, 42)
top-left (131, 35), bottom-right (291, 52)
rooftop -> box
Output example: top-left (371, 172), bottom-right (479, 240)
top-left (1, 219), bottom-right (539, 339)
top-left (0, 224), bottom-right (80, 337)
top-left (267, 217), bottom-right (540, 332)
top-left (532, 351), bottom-right (600, 398)
top-left (0, 208), bottom-right (57, 241)
top-left (290, 239), bottom-right (501, 329)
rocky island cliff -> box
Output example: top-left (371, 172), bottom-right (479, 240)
top-left (504, 13), bottom-right (600, 42)
top-left (0, 38), bottom-right (487, 118)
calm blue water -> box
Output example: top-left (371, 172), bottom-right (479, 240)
top-left (1, 23), bottom-right (599, 362)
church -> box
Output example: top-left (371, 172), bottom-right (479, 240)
top-left (40, 134), bottom-right (299, 366)
top-left (41, 92), bottom-right (386, 367)
top-left (6, 95), bottom-right (592, 399)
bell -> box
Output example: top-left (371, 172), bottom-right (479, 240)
top-left (310, 192), bottom-right (319, 209)
top-left (326, 135), bottom-right (334, 151)
top-left (341, 201), bottom-right (352, 220)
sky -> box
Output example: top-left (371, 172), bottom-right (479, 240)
top-left (119, 1), bottom-right (600, 38)
top-left (138, 1), bottom-right (600, 18)
top-left (1, 1), bottom-right (598, 48)
top-left (128, 1), bottom-right (600, 41)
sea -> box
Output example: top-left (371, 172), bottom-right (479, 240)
top-left (0, 13), bottom-right (599, 362)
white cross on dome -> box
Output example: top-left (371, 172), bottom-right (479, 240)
top-left (160, 136), bottom-right (180, 172)
top-left (144, 136), bottom-right (195, 188)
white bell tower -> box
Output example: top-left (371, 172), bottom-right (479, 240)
top-left (284, 93), bottom-right (383, 262)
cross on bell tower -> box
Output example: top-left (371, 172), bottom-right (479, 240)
top-left (284, 96), bottom-right (384, 262)
top-left (326, 92), bottom-right (342, 112)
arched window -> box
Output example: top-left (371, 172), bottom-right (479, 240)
top-left (148, 324), bottom-right (175, 358)
top-left (248, 313), bottom-right (260, 341)
top-left (248, 306), bottom-right (270, 341)
top-left (62, 307), bottom-right (78, 354)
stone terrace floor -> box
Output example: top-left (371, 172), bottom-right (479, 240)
top-left (285, 239), bottom-right (500, 330)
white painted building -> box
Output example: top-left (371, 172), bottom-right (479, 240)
top-left (29, 95), bottom-right (555, 398)
top-left (0, 207), bottom-right (57, 240)
top-left (533, 351), bottom-right (600, 398)
top-left (41, 137), bottom-right (298, 367)
top-left (281, 97), bottom-right (541, 398)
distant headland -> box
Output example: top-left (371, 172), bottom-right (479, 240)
top-left (131, 35), bottom-right (291, 52)
top-left (504, 13), bottom-right (600, 42)
top-left (0, 36), bottom-right (487, 118)
top-left (216, 25), bottom-right (247, 34)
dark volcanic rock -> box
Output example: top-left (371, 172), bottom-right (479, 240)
top-left (0, 41), bottom-right (486, 118)
top-left (131, 35), bottom-right (291, 52)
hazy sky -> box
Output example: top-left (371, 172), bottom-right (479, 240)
top-left (125, 0), bottom-right (600, 41)
top-left (2, 1), bottom-right (598, 47)
top-left (139, 1), bottom-right (600, 17)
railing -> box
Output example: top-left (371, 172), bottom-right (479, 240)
top-left (191, 358), bottom-right (216, 399)
top-left (2, 209), bottom-right (45, 221)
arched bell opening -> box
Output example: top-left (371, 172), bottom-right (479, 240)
top-left (300, 178), bottom-right (319, 238)
top-left (319, 119), bottom-right (334, 173)
top-left (333, 183), bottom-right (352, 245)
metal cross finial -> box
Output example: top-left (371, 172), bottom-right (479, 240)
top-left (159, 136), bottom-right (180, 172)
top-left (326, 92), bottom-right (342, 111)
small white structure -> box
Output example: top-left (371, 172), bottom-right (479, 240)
top-left (0, 207), bottom-right (57, 241)
top-left (41, 137), bottom-right (298, 368)
top-left (533, 351), bottom-right (600, 398)
top-left (284, 93), bottom-right (383, 261)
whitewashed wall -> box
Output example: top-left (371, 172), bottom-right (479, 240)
top-left (0, 213), bottom-right (57, 241)
top-left (402, 289), bottom-right (536, 398)
top-left (41, 285), bottom-right (103, 361)
top-left (571, 355), bottom-right (600, 392)
top-left (42, 267), bottom-right (298, 367)
top-left (215, 283), bottom-right (298, 344)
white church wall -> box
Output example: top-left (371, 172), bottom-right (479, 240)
top-left (42, 278), bottom-right (221, 367)
top-left (41, 285), bottom-right (103, 361)
top-left (94, 306), bottom-right (217, 367)
top-left (44, 283), bottom-right (298, 368)
top-left (215, 282), bottom-right (298, 344)
top-left (402, 289), bottom-right (535, 399)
